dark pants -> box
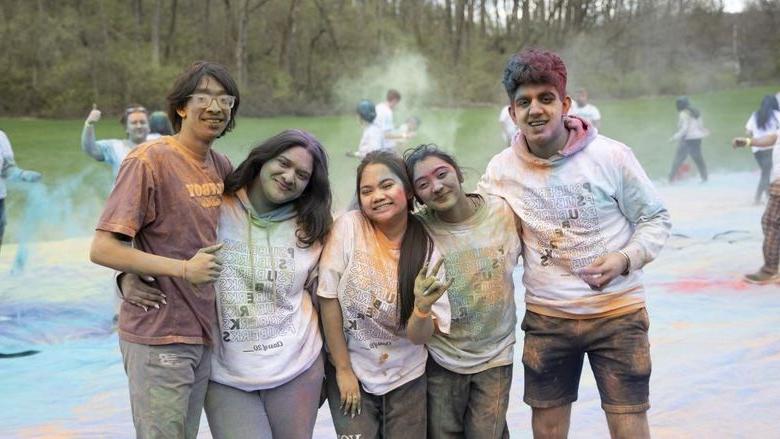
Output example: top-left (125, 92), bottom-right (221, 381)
top-left (325, 360), bottom-right (427, 438)
top-left (426, 358), bottom-right (511, 439)
top-left (761, 184), bottom-right (780, 274)
top-left (754, 149), bottom-right (773, 203)
top-left (669, 138), bottom-right (707, 182)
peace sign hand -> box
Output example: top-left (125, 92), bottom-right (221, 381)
top-left (414, 258), bottom-right (453, 314)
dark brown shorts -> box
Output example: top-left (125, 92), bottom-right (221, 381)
top-left (521, 308), bottom-right (651, 414)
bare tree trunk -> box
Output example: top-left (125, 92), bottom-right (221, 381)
top-left (279, 0), bottom-right (299, 73)
top-left (445, 0), bottom-right (453, 38)
top-left (151, 0), bottom-right (161, 67)
top-left (164, 0), bottom-right (178, 61)
top-left (479, 0), bottom-right (487, 37)
top-left (453, 0), bottom-right (466, 64)
top-left (235, 0), bottom-right (249, 89)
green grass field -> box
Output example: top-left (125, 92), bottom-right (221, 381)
top-left (1, 84), bottom-right (777, 243)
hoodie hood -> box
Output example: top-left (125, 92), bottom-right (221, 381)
top-left (236, 188), bottom-right (297, 227)
top-left (512, 115), bottom-right (598, 167)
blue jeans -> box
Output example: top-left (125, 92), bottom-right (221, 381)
top-left (426, 357), bottom-right (511, 439)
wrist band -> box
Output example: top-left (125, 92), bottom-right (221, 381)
top-left (181, 261), bottom-right (188, 282)
top-left (746, 137), bottom-right (752, 148)
top-left (413, 306), bottom-right (431, 319)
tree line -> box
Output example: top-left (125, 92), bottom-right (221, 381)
top-left (0, 0), bottom-right (778, 117)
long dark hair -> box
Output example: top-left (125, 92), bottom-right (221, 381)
top-left (403, 144), bottom-right (465, 204)
top-left (224, 129), bottom-right (332, 247)
top-left (356, 150), bottom-right (432, 328)
top-left (756, 95), bottom-right (780, 130)
top-left (166, 61), bottom-right (240, 137)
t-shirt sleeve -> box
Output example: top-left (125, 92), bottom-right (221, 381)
top-left (95, 140), bottom-right (117, 164)
top-left (745, 114), bottom-right (756, 133)
top-left (95, 156), bottom-right (157, 238)
top-left (592, 105), bottom-right (602, 121)
top-left (316, 214), bottom-right (354, 299)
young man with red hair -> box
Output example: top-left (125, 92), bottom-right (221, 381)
top-left (479, 49), bottom-right (671, 438)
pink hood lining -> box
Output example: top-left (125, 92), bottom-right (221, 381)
top-left (511, 115), bottom-right (598, 166)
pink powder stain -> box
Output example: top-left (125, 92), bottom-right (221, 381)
top-left (662, 277), bottom-right (752, 293)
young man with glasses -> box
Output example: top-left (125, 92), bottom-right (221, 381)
top-left (90, 61), bottom-right (239, 438)
top-left (81, 104), bottom-right (151, 182)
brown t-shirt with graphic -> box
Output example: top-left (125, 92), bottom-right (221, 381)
top-left (96, 135), bottom-right (232, 346)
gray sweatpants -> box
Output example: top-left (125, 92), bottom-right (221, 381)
top-left (119, 340), bottom-right (211, 439)
top-left (204, 353), bottom-right (325, 439)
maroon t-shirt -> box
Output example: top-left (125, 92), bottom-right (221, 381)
top-left (96, 136), bottom-right (232, 345)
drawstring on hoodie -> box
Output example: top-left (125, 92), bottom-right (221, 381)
top-left (247, 210), bottom-right (277, 312)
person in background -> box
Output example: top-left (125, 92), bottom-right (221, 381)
top-left (570, 88), bottom-right (602, 130)
top-left (733, 132), bottom-right (780, 284)
top-left (346, 99), bottom-right (384, 159)
top-left (498, 105), bottom-right (517, 147)
top-left (147, 110), bottom-right (174, 139)
top-left (669, 96), bottom-right (709, 183)
top-left (81, 104), bottom-right (150, 182)
top-left (375, 89), bottom-right (408, 149)
top-left (0, 130), bottom-right (42, 252)
top-left (744, 95), bottom-right (780, 204)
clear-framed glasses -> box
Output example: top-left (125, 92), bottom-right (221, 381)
top-left (124, 106), bottom-right (148, 115)
top-left (188, 93), bottom-right (236, 109)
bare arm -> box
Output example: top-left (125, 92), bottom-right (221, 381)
top-left (81, 107), bottom-right (106, 161)
top-left (733, 133), bottom-right (778, 149)
top-left (90, 230), bottom-right (222, 284)
top-left (319, 296), bottom-right (361, 417)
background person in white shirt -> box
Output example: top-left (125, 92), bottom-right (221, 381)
top-left (0, 130), bottom-right (42, 252)
top-left (744, 95), bottom-right (780, 204)
top-left (375, 89), bottom-right (406, 149)
top-left (498, 105), bottom-right (517, 147)
top-left (570, 88), bottom-right (602, 130)
top-left (81, 104), bottom-right (150, 182)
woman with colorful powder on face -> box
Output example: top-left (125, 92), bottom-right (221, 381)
top-left (121, 129), bottom-right (333, 439)
top-left (404, 144), bottom-right (521, 439)
top-left (317, 150), bottom-right (452, 438)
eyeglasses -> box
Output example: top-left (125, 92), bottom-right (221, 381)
top-left (188, 94), bottom-right (236, 109)
top-left (125, 106), bottom-right (148, 115)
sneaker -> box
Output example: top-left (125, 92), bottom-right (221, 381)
top-left (744, 270), bottom-right (780, 285)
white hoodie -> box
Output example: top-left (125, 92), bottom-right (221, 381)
top-left (478, 116), bottom-right (671, 317)
top-left (211, 189), bottom-right (323, 391)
